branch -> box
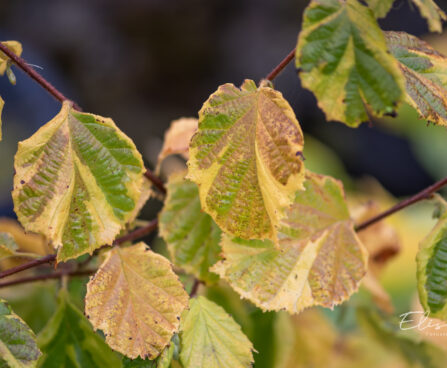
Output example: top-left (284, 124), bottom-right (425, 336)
top-left (0, 219), bottom-right (159, 280)
top-left (144, 170), bottom-right (166, 194)
top-left (355, 176), bottom-right (447, 232)
top-left (0, 269), bottom-right (96, 289)
top-left (265, 48), bottom-right (296, 81)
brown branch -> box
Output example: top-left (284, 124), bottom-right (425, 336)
top-left (356, 176), bottom-right (447, 232)
top-left (0, 219), bottom-right (159, 280)
top-left (144, 170), bottom-right (166, 194)
top-left (0, 42), bottom-right (81, 110)
top-left (265, 48), bottom-right (296, 81)
top-left (0, 269), bottom-right (96, 289)
top-left (189, 278), bottom-right (202, 297)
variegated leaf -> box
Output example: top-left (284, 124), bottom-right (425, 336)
top-left (13, 101), bottom-right (145, 262)
top-left (180, 296), bottom-right (254, 368)
top-left (85, 243), bottom-right (189, 359)
top-left (187, 79), bottom-right (305, 240)
top-left (159, 171), bottom-right (221, 284)
top-left (0, 299), bottom-right (41, 368)
top-left (212, 173), bottom-right (368, 313)
top-left (296, 0), bottom-right (404, 127)
top-left (386, 31), bottom-right (447, 126)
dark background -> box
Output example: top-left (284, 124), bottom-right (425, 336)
top-left (0, 0), bottom-right (446, 217)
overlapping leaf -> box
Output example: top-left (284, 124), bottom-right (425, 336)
top-left (412, 0), bottom-right (446, 33)
top-left (37, 290), bottom-right (121, 368)
top-left (416, 211), bottom-right (447, 319)
top-left (212, 173), bottom-right (368, 313)
top-left (188, 79), bottom-right (305, 240)
top-left (296, 0), bottom-right (404, 127)
top-left (386, 31), bottom-right (447, 126)
top-left (180, 296), bottom-right (254, 368)
top-left (13, 101), bottom-right (145, 262)
top-left (0, 299), bottom-right (41, 368)
top-left (159, 171), bottom-right (221, 284)
top-left (85, 243), bottom-right (189, 359)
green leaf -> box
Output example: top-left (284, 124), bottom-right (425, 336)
top-left (0, 232), bottom-right (19, 259)
top-left (417, 211), bottom-right (447, 318)
top-left (13, 101), bottom-right (145, 262)
top-left (365, 0), bottom-right (394, 18)
top-left (296, 0), bottom-right (404, 127)
top-left (85, 243), bottom-right (189, 360)
top-left (357, 307), bottom-right (447, 368)
top-left (180, 296), bottom-right (254, 368)
top-left (0, 299), bottom-right (41, 368)
top-left (212, 172), bottom-right (368, 313)
top-left (159, 171), bottom-right (221, 284)
top-left (385, 31), bottom-right (447, 126)
top-left (412, 0), bottom-right (446, 33)
top-left (0, 41), bottom-right (22, 76)
top-left (187, 79), bottom-right (305, 240)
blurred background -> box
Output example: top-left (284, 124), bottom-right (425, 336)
top-left (1, 1), bottom-right (447, 366)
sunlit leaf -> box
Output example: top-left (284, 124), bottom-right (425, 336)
top-left (37, 290), bottom-right (120, 368)
top-left (366, 0), bottom-right (394, 18)
top-left (180, 296), bottom-right (254, 368)
top-left (0, 299), bottom-right (41, 368)
top-left (416, 211), bottom-right (447, 318)
top-left (0, 41), bottom-right (22, 75)
top-left (157, 117), bottom-right (198, 172)
top-left (357, 307), bottom-right (447, 367)
top-left (296, 0), bottom-right (404, 127)
top-left (0, 232), bottom-right (18, 259)
top-left (159, 171), bottom-right (221, 284)
top-left (13, 101), bottom-right (145, 262)
top-left (187, 79), bottom-right (305, 240)
top-left (212, 172), bottom-right (368, 313)
top-left (412, 0), bottom-right (446, 33)
top-left (386, 31), bottom-right (447, 126)
top-left (85, 242), bottom-right (189, 359)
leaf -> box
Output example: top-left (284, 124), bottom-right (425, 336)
top-left (295, 0), bottom-right (404, 127)
top-left (159, 171), bottom-right (221, 284)
top-left (157, 117), bottom-right (198, 172)
top-left (412, 0), bottom-right (446, 33)
top-left (212, 172), bottom-right (368, 313)
top-left (0, 218), bottom-right (48, 256)
top-left (416, 211), bottom-right (447, 318)
top-left (0, 299), bottom-right (41, 368)
top-left (37, 290), bottom-right (121, 368)
top-left (0, 232), bottom-right (19, 259)
top-left (180, 296), bottom-right (254, 368)
top-left (85, 242), bottom-right (189, 359)
top-left (0, 41), bottom-right (22, 75)
top-left (385, 31), bottom-right (447, 126)
top-left (357, 307), bottom-right (447, 368)
top-left (187, 79), bottom-right (305, 240)
top-left (12, 101), bottom-right (145, 262)
top-left (366, 0), bottom-right (395, 18)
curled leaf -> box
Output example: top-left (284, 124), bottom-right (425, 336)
top-left (0, 299), bottom-right (41, 368)
top-left (85, 243), bottom-right (189, 359)
top-left (386, 31), bottom-right (447, 126)
top-left (180, 296), bottom-right (254, 368)
top-left (187, 79), bottom-right (305, 240)
top-left (13, 101), bottom-right (145, 262)
top-left (159, 171), bottom-right (221, 284)
top-left (296, 0), bottom-right (404, 127)
top-left (212, 173), bottom-right (368, 313)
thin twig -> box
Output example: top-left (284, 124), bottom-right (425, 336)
top-left (144, 170), bottom-right (166, 194)
top-left (0, 269), bottom-right (96, 289)
top-left (189, 278), bottom-right (202, 297)
top-left (265, 48), bottom-right (296, 81)
top-left (0, 42), bottom-right (81, 110)
top-left (356, 176), bottom-right (447, 232)
top-left (0, 219), bottom-right (159, 280)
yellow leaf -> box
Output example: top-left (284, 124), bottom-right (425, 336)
top-left (0, 41), bottom-right (22, 75)
top-left (0, 218), bottom-right (48, 256)
top-left (85, 243), bottom-right (189, 359)
top-left (187, 79), bottom-right (305, 240)
top-left (411, 0), bottom-right (446, 33)
top-left (157, 117), bottom-right (198, 173)
top-left (212, 172), bottom-right (368, 313)
top-left (13, 101), bottom-right (145, 262)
